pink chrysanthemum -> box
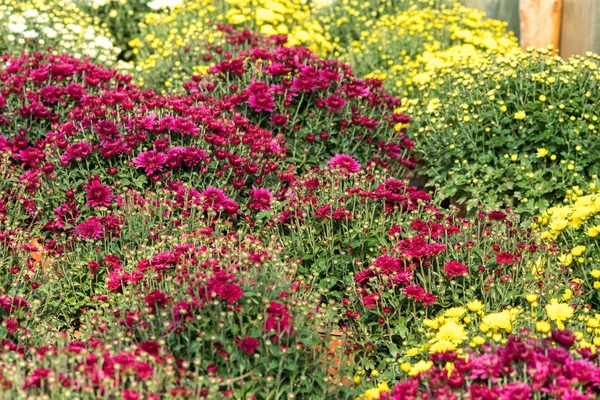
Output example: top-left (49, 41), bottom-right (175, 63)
top-left (444, 260), bottom-right (469, 279)
top-left (328, 154), bottom-right (361, 174)
top-left (76, 218), bottom-right (104, 240)
top-left (248, 187), bottom-right (273, 211)
top-left (54, 201), bottom-right (79, 228)
top-left (199, 186), bottom-right (227, 211)
top-left (248, 92), bottom-right (276, 113)
top-left (85, 176), bottom-right (114, 208)
top-left (132, 150), bottom-right (166, 175)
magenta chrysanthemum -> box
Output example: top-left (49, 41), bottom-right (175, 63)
top-left (132, 150), bottom-right (166, 175)
top-left (76, 218), bottom-right (104, 240)
top-left (248, 92), bottom-right (276, 113)
top-left (85, 176), bottom-right (114, 208)
top-left (328, 154), bottom-right (361, 174)
top-left (248, 187), bottom-right (273, 211)
top-left (200, 186), bottom-right (227, 211)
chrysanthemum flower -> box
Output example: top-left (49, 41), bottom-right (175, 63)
top-left (76, 218), bottom-right (104, 240)
top-left (85, 176), bottom-right (114, 208)
top-left (328, 154), bottom-right (361, 174)
top-left (444, 260), bottom-right (468, 278)
top-left (248, 187), bottom-right (273, 210)
top-left (132, 150), bottom-right (166, 175)
top-left (545, 299), bottom-right (574, 322)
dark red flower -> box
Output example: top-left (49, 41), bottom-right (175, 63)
top-left (237, 337), bottom-right (260, 355)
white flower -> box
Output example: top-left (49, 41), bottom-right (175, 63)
top-left (94, 36), bottom-right (113, 49)
top-left (147, 0), bottom-right (182, 10)
top-left (23, 9), bottom-right (39, 18)
top-left (34, 13), bottom-right (50, 24)
top-left (8, 15), bottom-right (27, 33)
top-left (83, 48), bottom-right (99, 58)
top-left (67, 24), bottom-right (83, 34)
top-left (23, 30), bottom-right (39, 39)
top-left (42, 27), bottom-right (58, 38)
top-left (7, 23), bottom-right (27, 33)
top-left (117, 60), bottom-right (134, 70)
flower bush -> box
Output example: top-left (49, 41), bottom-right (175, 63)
top-left (253, 163), bottom-right (573, 381)
top-left (411, 49), bottom-right (600, 217)
top-left (183, 43), bottom-right (415, 172)
top-left (537, 181), bottom-right (600, 308)
top-left (315, 1), bottom-right (517, 96)
top-left (2, 0), bottom-right (600, 397)
top-left (0, 0), bottom-right (120, 65)
top-left (0, 52), bottom-right (290, 229)
top-left (359, 331), bottom-right (600, 399)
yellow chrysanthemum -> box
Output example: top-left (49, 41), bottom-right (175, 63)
top-left (409, 360), bottom-right (433, 376)
top-left (545, 299), bottom-right (574, 322)
top-left (571, 245), bottom-right (587, 257)
top-left (444, 307), bottom-right (467, 319)
top-left (536, 320), bottom-right (551, 333)
top-left (434, 320), bottom-right (468, 345)
top-left (482, 311), bottom-right (512, 333)
top-left (429, 339), bottom-right (456, 354)
top-left (467, 300), bottom-right (484, 313)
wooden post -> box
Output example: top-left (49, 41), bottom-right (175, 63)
top-left (519, 0), bottom-right (563, 53)
top-left (560, 0), bottom-right (600, 58)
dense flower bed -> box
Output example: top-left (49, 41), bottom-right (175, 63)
top-left (2, 0), bottom-right (600, 398)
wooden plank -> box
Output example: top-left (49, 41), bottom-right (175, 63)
top-left (519, 0), bottom-right (563, 52)
top-left (560, 0), bottom-right (600, 57)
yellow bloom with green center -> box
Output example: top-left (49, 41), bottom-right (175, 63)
top-left (514, 111), bottom-right (526, 120)
top-left (571, 245), bottom-right (587, 256)
top-left (545, 299), bottom-right (574, 322)
top-left (444, 306), bottom-right (467, 319)
top-left (482, 311), bottom-right (512, 333)
top-left (537, 148), bottom-right (548, 158)
top-left (434, 320), bottom-right (467, 345)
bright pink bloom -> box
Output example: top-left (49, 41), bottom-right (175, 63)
top-left (373, 254), bottom-right (401, 275)
top-left (496, 252), bottom-right (515, 265)
top-left (328, 154), bottom-right (361, 174)
top-left (132, 150), bottom-right (166, 175)
top-left (248, 92), bottom-right (276, 112)
top-left (248, 187), bottom-right (273, 210)
top-left (444, 261), bottom-right (469, 279)
top-left (200, 186), bottom-right (227, 210)
top-left (216, 283), bottom-right (244, 303)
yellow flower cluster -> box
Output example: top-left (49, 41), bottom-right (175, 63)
top-left (223, 0), bottom-right (330, 53)
top-left (539, 181), bottom-right (600, 240)
top-left (355, 382), bottom-right (390, 400)
top-left (316, 1), bottom-right (518, 99)
top-left (0, 0), bottom-right (119, 64)
top-left (401, 296), bottom-right (598, 372)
